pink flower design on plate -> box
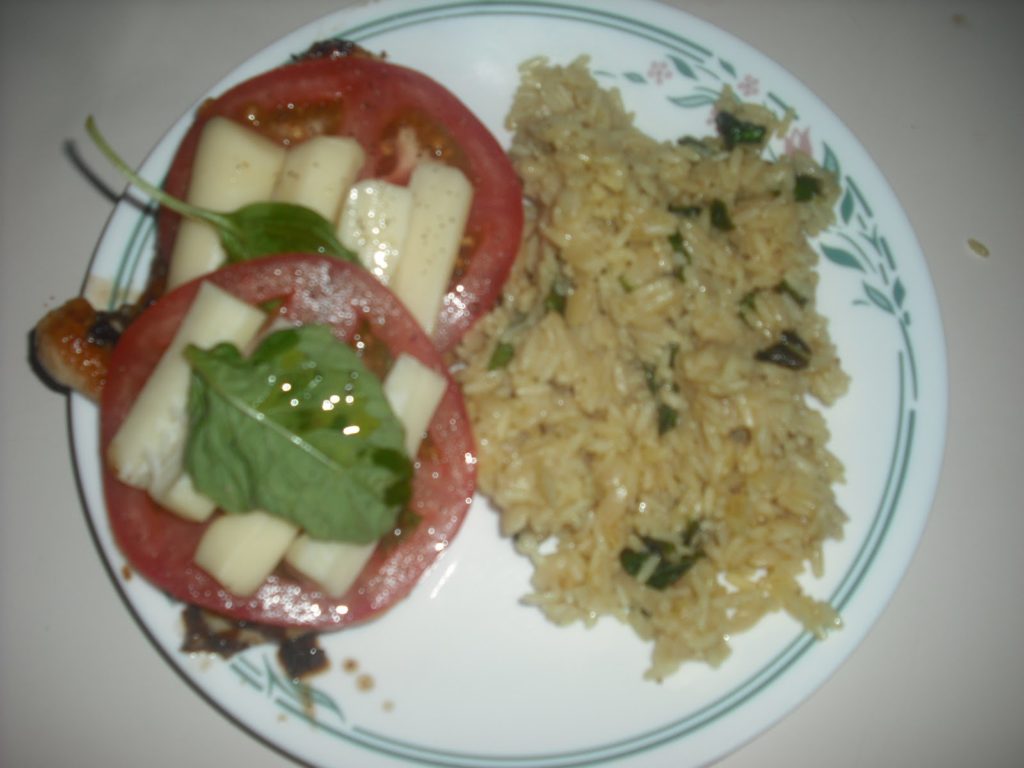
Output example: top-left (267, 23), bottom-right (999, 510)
top-left (784, 126), bottom-right (813, 156)
top-left (737, 74), bottom-right (760, 97)
top-left (647, 60), bottom-right (672, 85)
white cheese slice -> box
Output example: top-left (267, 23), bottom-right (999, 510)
top-left (284, 353), bottom-right (448, 597)
top-left (106, 281), bottom-right (265, 517)
top-left (388, 162), bottom-right (473, 334)
top-left (336, 178), bottom-right (413, 283)
top-left (382, 353), bottom-right (449, 458)
top-left (194, 510), bottom-right (298, 596)
top-left (152, 473), bottom-right (215, 523)
top-left (271, 135), bottom-right (365, 222)
top-left (166, 117), bottom-right (287, 289)
top-left (283, 536), bottom-right (377, 598)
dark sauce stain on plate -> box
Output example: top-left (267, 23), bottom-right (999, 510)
top-left (278, 633), bottom-right (329, 678)
top-left (180, 605), bottom-right (328, 679)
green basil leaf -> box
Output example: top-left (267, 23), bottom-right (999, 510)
top-left (754, 329), bottom-right (812, 370)
top-left (487, 341), bottom-right (515, 371)
top-left (184, 325), bottom-right (411, 543)
top-left (710, 199), bottom-right (734, 231)
top-left (657, 403), bottom-right (679, 435)
top-left (620, 525), bottom-right (706, 590)
top-left (544, 273), bottom-right (572, 316)
top-left (619, 548), bottom-right (649, 577)
top-left (645, 555), bottom-right (699, 590)
top-left (794, 173), bottom-right (823, 202)
top-left (714, 111), bottom-right (767, 150)
top-left (774, 279), bottom-right (808, 307)
top-left (218, 201), bottom-right (356, 264)
top-left (86, 116), bottom-right (358, 266)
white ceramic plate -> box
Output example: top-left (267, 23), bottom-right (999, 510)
top-left (70, 1), bottom-right (947, 766)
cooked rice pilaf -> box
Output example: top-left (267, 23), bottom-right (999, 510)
top-left (456, 58), bottom-right (849, 680)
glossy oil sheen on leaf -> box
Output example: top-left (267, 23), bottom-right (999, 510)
top-left (184, 325), bottom-right (411, 543)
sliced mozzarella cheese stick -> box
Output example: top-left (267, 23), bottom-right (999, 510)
top-left (389, 162), bottom-right (473, 334)
top-left (285, 353), bottom-right (448, 597)
top-left (284, 536), bottom-right (377, 598)
top-left (271, 135), bottom-right (365, 222)
top-left (336, 179), bottom-right (413, 283)
top-left (382, 353), bottom-right (449, 458)
top-left (167, 118), bottom-right (287, 289)
top-left (195, 510), bottom-right (298, 597)
top-left (152, 473), bottom-right (215, 523)
top-left (107, 282), bottom-right (266, 516)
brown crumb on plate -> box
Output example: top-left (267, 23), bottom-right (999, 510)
top-left (356, 673), bottom-right (375, 692)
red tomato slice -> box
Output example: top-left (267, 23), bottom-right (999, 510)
top-left (100, 254), bottom-right (476, 629)
top-left (157, 53), bottom-right (523, 353)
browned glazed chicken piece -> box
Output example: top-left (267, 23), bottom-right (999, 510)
top-left (33, 297), bottom-right (128, 401)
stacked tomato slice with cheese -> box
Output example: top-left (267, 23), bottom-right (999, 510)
top-left (100, 47), bottom-right (523, 630)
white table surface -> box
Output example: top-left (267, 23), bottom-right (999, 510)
top-left (2, 1), bottom-right (1021, 766)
